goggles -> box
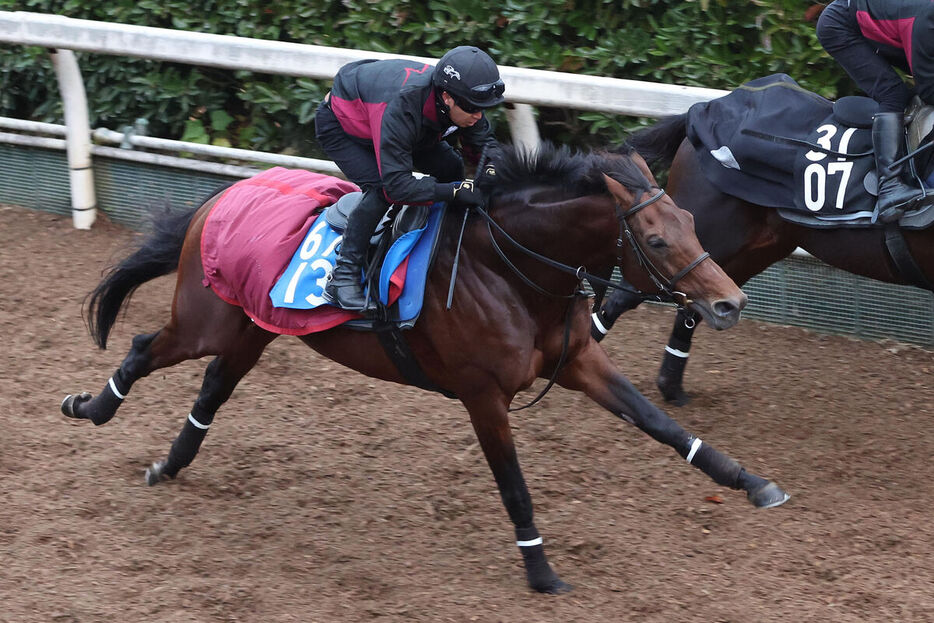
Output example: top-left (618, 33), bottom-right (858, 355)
top-left (451, 80), bottom-right (505, 113)
top-left (470, 79), bottom-right (505, 100)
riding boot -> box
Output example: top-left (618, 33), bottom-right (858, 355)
top-left (324, 190), bottom-right (388, 311)
top-left (873, 112), bottom-right (934, 222)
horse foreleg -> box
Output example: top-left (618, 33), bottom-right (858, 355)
top-left (558, 342), bottom-right (789, 508)
top-left (62, 331), bottom-right (166, 425)
top-left (461, 392), bottom-right (572, 594)
top-left (147, 328), bottom-right (275, 485)
top-left (656, 308), bottom-right (700, 406)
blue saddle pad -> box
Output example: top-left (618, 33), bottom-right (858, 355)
top-left (269, 203), bottom-right (443, 322)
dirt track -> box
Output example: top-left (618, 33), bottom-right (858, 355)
top-left (2, 204), bottom-right (934, 622)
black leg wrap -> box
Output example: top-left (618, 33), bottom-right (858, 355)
top-left (657, 347), bottom-right (690, 405)
top-left (671, 311), bottom-right (698, 345)
top-left (516, 525), bottom-right (541, 543)
top-left (111, 368), bottom-right (132, 396)
top-left (657, 315), bottom-right (696, 405)
top-left (162, 408), bottom-right (214, 478)
top-left (658, 350), bottom-right (688, 378)
top-left (82, 371), bottom-right (133, 426)
top-left (591, 286), bottom-right (644, 342)
top-left (603, 286), bottom-right (643, 320)
top-left (685, 441), bottom-right (743, 489)
top-left (515, 525), bottom-right (568, 593)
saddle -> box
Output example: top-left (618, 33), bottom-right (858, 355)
top-left (269, 189), bottom-right (444, 326)
top-left (324, 191), bottom-right (431, 244)
top-left (686, 74), bottom-right (934, 230)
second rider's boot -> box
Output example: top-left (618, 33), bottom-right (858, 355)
top-left (873, 112), bottom-right (934, 223)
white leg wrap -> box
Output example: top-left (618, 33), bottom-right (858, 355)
top-left (516, 537), bottom-right (543, 547)
top-left (187, 413), bottom-right (211, 430)
top-left (108, 377), bottom-right (126, 400)
top-left (665, 345), bottom-right (689, 358)
top-left (685, 437), bottom-right (703, 464)
top-left (591, 312), bottom-right (608, 335)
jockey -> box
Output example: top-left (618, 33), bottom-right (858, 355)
top-left (315, 46), bottom-right (505, 312)
top-left (817, 0), bottom-right (934, 222)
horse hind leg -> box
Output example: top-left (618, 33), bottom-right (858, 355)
top-left (146, 328), bottom-right (275, 485)
top-left (62, 330), bottom-right (178, 425)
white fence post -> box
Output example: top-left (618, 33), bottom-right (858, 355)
top-left (49, 48), bottom-right (96, 229)
top-left (505, 104), bottom-right (540, 153)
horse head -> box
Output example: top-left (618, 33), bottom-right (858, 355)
top-left (601, 162), bottom-right (747, 331)
top-left (487, 143), bottom-right (745, 331)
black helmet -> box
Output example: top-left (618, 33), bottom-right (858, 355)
top-left (432, 46), bottom-right (505, 109)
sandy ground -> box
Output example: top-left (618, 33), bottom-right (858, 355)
top-left (2, 204), bottom-right (934, 622)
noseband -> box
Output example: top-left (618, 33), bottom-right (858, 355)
top-left (614, 188), bottom-right (710, 308)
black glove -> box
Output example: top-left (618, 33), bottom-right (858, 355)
top-left (435, 180), bottom-right (484, 207)
top-left (475, 161), bottom-right (497, 193)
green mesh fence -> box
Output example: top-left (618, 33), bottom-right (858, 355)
top-left (742, 255), bottom-right (934, 345)
top-left (2, 142), bottom-right (932, 346)
top-left (0, 143), bottom-right (241, 228)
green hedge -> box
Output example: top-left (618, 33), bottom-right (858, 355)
top-left (0, 1), bottom-right (852, 155)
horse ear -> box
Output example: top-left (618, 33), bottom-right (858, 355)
top-left (602, 172), bottom-right (631, 203)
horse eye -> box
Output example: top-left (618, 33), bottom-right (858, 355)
top-left (647, 236), bottom-right (668, 250)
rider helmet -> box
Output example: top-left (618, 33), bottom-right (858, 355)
top-left (432, 46), bottom-right (505, 110)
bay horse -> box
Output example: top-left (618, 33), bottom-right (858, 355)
top-left (594, 110), bottom-right (934, 406)
top-left (62, 143), bottom-right (788, 594)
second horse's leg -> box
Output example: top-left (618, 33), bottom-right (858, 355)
top-left (656, 308), bottom-right (699, 406)
top-left (590, 279), bottom-right (644, 342)
top-left (146, 328), bottom-right (276, 485)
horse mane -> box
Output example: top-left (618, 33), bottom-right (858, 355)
top-left (493, 141), bottom-right (652, 200)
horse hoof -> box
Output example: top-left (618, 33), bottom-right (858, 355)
top-left (658, 384), bottom-right (691, 406)
top-left (747, 481), bottom-right (791, 508)
top-left (145, 461), bottom-right (172, 486)
top-left (532, 578), bottom-right (573, 595)
top-left (61, 392), bottom-right (92, 419)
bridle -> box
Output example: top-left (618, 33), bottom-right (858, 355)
top-left (473, 187), bottom-right (710, 308)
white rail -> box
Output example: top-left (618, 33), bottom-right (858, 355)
top-left (0, 11), bottom-right (728, 116)
top-left (0, 11), bottom-right (730, 228)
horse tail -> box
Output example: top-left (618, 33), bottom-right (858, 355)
top-left (628, 113), bottom-right (689, 168)
top-left (87, 206), bottom-right (198, 350)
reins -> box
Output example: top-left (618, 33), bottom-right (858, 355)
top-left (474, 188), bottom-right (709, 307)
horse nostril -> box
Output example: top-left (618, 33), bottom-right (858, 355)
top-left (713, 300), bottom-right (740, 317)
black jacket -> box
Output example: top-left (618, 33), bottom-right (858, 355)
top-left (329, 59), bottom-right (499, 204)
top-left (850, 0), bottom-right (934, 103)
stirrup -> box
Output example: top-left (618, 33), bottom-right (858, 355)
top-left (323, 271), bottom-right (369, 311)
top-left (878, 205), bottom-right (906, 223)
top-left (879, 190), bottom-right (934, 223)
